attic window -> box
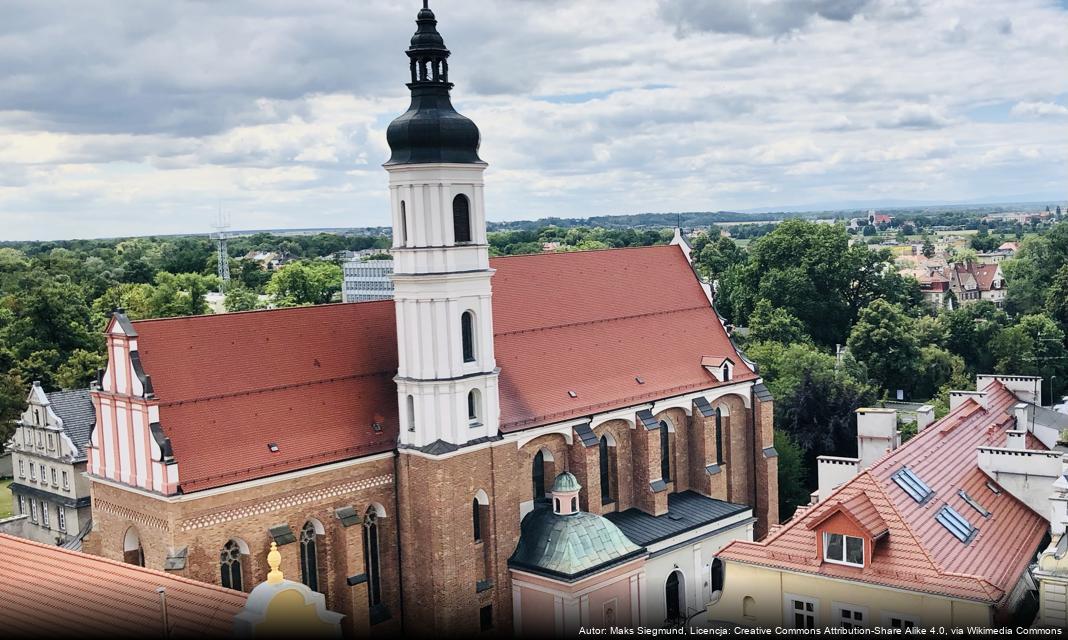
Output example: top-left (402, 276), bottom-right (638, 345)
top-left (936, 505), bottom-right (977, 543)
top-left (568, 391), bottom-right (578, 398)
top-left (891, 467), bottom-right (934, 504)
top-left (267, 443), bottom-right (280, 453)
top-left (958, 490), bottom-right (991, 518)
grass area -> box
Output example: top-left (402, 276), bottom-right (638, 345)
top-left (0, 480), bottom-right (11, 518)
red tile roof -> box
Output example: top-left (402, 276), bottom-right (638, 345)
top-left (0, 533), bottom-right (246, 637)
top-left (718, 380), bottom-right (1049, 605)
top-left (130, 245), bottom-right (747, 491)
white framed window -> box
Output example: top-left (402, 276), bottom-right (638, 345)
top-left (57, 508), bottom-right (66, 533)
top-left (785, 594), bottom-right (818, 629)
top-left (41, 501), bottom-right (49, 529)
top-left (882, 612), bottom-right (919, 629)
top-left (833, 603), bottom-right (867, 629)
top-left (39, 464), bottom-right (46, 484)
top-left (18, 496), bottom-right (25, 515)
top-left (51, 468), bottom-right (58, 486)
top-left (29, 463), bottom-right (36, 481)
top-left (36, 430), bottom-right (42, 447)
top-left (24, 428), bottom-right (31, 445)
top-left (47, 433), bottom-right (54, 450)
top-left (467, 389), bottom-right (482, 427)
top-left (30, 500), bottom-right (38, 523)
top-left (18, 459), bottom-right (24, 478)
top-left (823, 532), bottom-right (864, 567)
top-left (62, 471), bottom-right (69, 490)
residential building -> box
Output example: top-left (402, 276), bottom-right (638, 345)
top-left (946, 262), bottom-right (1006, 307)
top-left (79, 4), bottom-right (778, 637)
top-left (6, 382), bottom-right (94, 547)
top-left (712, 375), bottom-right (1061, 629)
top-left (341, 258), bottom-right (394, 302)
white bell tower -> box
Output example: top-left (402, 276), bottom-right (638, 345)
top-left (386, 2), bottom-right (499, 450)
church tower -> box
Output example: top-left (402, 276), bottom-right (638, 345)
top-left (388, 4), bottom-right (518, 636)
top-left (387, 0), bottom-right (499, 450)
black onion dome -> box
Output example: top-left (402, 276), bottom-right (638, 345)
top-left (386, 2), bottom-right (482, 165)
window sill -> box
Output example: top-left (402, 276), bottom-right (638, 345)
top-left (823, 558), bottom-right (864, 569)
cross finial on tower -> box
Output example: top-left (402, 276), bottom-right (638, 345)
top-left (423, 0), bottom-right (429, 9)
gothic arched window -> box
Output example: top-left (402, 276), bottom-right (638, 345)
top-left (461, 311), bottom-right (476, 363)
top-left (363, 508), bottom-right (382, 608)
top-left (710, 557), bottom-right (725, 599)
top-left (599, 435), bottom-right (616, 504)
top-left (220, 540), bottom-right (244, 591)
top-left (473, 498), bottom-right (482, 542)
top-left (532, 450), bottom-right (546, 501)
top-left (659, 421), bottom-right (672, 482)
top-left (300, 521), bottom-right (319, 592)
top-left (453, 194), bottom-right (472, 244)
top-left (715, 408), bottom-right (724, 465)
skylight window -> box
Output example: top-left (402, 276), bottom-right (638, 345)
top-left (936, 505), bottom-right (977, 543)
top-left (891, 467), bottom-right (934, 504)
top-left (958, 490), bottom-right (990, 518)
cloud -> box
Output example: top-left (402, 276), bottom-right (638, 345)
top-left (0, 0), bottom-right (1065, 240)
top-left (656, 0), bottom-right (920, 37)
top-left (1011, 101), bottom-right (1068, 118)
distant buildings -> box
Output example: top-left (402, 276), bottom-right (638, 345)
top-left (5, 383), bottom-right (94, 548)
top-left (341, 257), bottom-right (394, 302)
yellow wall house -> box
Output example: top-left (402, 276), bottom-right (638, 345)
top-left (711, 377), bottom-right (1062, 630)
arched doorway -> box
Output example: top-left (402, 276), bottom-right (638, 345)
top-left (123, 527), bottom-right (144, 567)
top-left (665, 570), bottom-right (684, 625)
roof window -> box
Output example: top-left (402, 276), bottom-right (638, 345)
top-left (958, 490), bottom-right (990, 518)
top-left (936, 505), bottom-right (977, 543)
top-left (891, 467), bottom-right (934, 504)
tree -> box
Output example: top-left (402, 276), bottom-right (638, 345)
top-left (746, 300), bottom-right (809, 345)
top-left (846, 300), bottom-right (920, 395)
top-left (921, 236), bottom-right (936, 258)
top-left (692, 236), bottom-right (746, 283)
top-left (54, 348), bottom-right (107, 390)
top-left (147, 272), bottom-right (217, 318)
top-left (913, 346), bottom-right (969, 399)
top-left (224, 286), bottom-right (263, 313)
top-left (991, 314), bottom-right (1068, 404)
top-left (938, 301), bottom-right (1008, 374)
top-left (775, 431), bottom-right (809, 522)
top-left (1045, 264), bottom-right (1068, 328)
top-left (266, 261), bottom-right (342, 307)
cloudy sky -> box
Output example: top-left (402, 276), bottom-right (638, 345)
top-left (0, 0), bottom-right (1065, 240)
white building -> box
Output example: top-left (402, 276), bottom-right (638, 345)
top-left (342, 258), bottom-right (395, 302)
top-left (5, 382), bottom-right (94, 547)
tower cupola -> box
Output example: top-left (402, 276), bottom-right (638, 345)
top-left (386, 1), bottom-right (482, 166)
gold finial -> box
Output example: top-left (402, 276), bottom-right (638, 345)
top-left (266, 541), bottom-right (284, 585)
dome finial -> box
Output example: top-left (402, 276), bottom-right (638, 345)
top-left (266, 542), bottom-right (284, 585)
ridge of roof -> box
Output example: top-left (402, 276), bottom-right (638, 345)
top-left (488, 244), bottom-right (677, 261)
top-left (130, 298), bottom-right (393, 327)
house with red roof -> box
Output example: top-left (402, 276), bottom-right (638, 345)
top-left (710, 375), bottom-right (1067, 629)
top-left (76, 4), bottom-right (778, 637)
top-left (944, 261), bottom-right (1007, 308)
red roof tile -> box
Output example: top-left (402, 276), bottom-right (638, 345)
top-left (718, 380), bottom-right (1049, 604)
top-left (0, 533), bottom-right (246, 637)
top-left (129, 245), bottom-right (746, 491)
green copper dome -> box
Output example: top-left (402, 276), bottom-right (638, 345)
top-left (509, 505), bottom-right (644, 581)
top-left (552, 471), bottom-right (582, 493)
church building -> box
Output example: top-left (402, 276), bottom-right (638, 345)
top-left (80, 3), bottom-right (778, 636)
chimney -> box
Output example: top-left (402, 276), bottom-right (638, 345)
top-left (856, 408), bottom-right (898, 469)
top-left (1006, 430), bottom-right (1027, 451)
top-left (916, 405), bottom-right (935, 431)
top-left (1014, 402), bottom-right (1033, 433)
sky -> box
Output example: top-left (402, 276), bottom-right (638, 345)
top-left (0, 0), bottom-right (1066, 241)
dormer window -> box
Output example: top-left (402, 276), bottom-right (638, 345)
top-left (702, 356), bottom-right (735, 382)
top-left (721, 363), bottom-right (731, 382)
top-left (824, 533), bottom-right (864, 567)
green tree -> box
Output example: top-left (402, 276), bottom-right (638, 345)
top-left (921, 236), bottom-right (936, 258)
top-left (846, 300), bottom-right (921, 395)
top-left (1045, 264), bottom-right (1068, 328)
top-left (991, 314), bottom-right (1068, 404)
top-left (746, 299), bottom-right (809, 345)
top-left (775, 430), bottom-right (809, 522)
top-left (147, 272), bottom-right (217, 318)
top-left (914, 346), bottom-right (969, 399)
top-left (224, 286), bottom-right (263, 313)
top-left (266, 261), bottom-right (342, 306)
top-left (938, 302), bottom-right (1009, 374)
top-left (692, 236), bottom-right (746, 283)
top-left (54, 348), bottom-right (107, 390)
